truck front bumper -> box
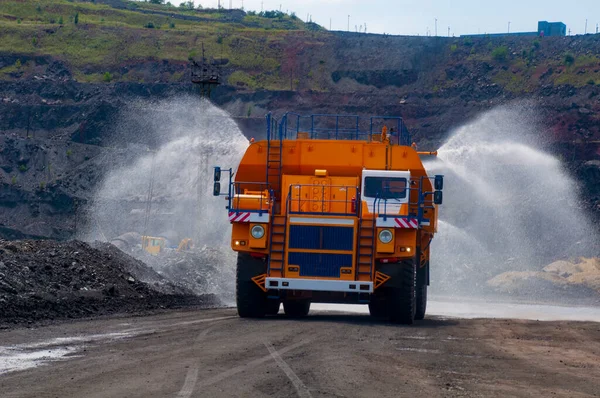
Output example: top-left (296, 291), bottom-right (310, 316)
top-left (265, 278), bottom-right (373, 293)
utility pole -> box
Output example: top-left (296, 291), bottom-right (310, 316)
top-left (568, 28), bottom-right (571, 36)
top-left (596, 23), bottom-right (599, 34)
top-left (261, 1), bottom-right (263, 12)
top-left (364, 22), bottom-right (367, 34)
top-left (448, 26), bottom-right (450, 37)
top-left (508, 21), bottom-right (511, 34)
top-left (585, 19), bottom-right (588, 34)
top-left (435, 18), bottom-right (438, 36)
top-left (330, 18), bottom-right (332, 30)
top-left (348, 15), bottom-right (350, 32)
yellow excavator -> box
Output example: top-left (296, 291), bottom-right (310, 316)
top-left (142, 236), bottom-right (193, 255)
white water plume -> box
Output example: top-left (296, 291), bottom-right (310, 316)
top-left (427, 105), bottom-right (598, 296)
top-left (84, 97), bottom-right (249, 300)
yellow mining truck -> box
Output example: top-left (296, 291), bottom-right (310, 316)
top-left (214, 113), bottom-right (443, 324)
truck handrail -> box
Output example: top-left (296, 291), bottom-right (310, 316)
top-left (372, 176), bottom-right (439, 226)
top-left (285, 184), bottom-right (360, 217)
top-left (228, 181), bottom-right (274, 216)
top-left (270, 112), bottom-right (412, 146)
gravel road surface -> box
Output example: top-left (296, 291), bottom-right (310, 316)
top-left (1, 307), bottom-right (599, 397)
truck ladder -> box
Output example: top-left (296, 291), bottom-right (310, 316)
top-left (267, 215), bottom-right (287, 278)
top-left (357, 217), bottom-right (376, 282)
top-left (266, 116), bottom-right (283, 198)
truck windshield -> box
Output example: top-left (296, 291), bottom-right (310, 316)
top-left (364, 177), bottom-right (407, 199)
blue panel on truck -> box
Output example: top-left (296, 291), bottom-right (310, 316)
top-left (289, 225), bottom-right (353, 251)
top-left (288, 252), bottom-right (353, 278)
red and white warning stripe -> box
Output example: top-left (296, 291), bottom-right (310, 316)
top-left (229, 212), bottom-right (251, 223)
top-left (376, 217), bottom-right (419, 229)
top-left (395, 218), bottom-right (419, 229)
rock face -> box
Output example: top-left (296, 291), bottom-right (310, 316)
top-left (487, 258), bottom-right (600, 299)
top-left (0, 5), bottom-right (599, 240)
top-left (0, 239), bottom-right (218, 326)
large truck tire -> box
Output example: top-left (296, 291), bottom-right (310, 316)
top-left (283, 300), bottom-right (311, 318)
top-left (387, 260), bottom-right (417, 325)
top-left (415, 262), bottom-right (428, 320)
top-left (266, 299), bottom-right (280, 315)
top-left (368, 295), bottom-right (387, 318)
top-left (236, 253), bottom-right (268, 318)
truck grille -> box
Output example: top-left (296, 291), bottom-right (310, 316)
top-left (288, 253), bottom-right (353, 278)
top-left (288, 225), bottom-right (353, 251)
top-left (287, 225), bottom-right (354, 278)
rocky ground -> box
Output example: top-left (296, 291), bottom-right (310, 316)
top-left (487, 257), bottom-right (600, 302)
top-left (0, 239), bottom-right (220, 327)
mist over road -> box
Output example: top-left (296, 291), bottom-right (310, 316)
top-left (1, 307), bottom-right (599, 397)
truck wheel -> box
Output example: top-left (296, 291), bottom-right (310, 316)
top-left (387, 260), bottom-right (416, 325)
top-left (415, 285), bottom-right (427, 320)
top-left (368, 295), bottom-right (387, 318)
top-left (236, 252), bottom-right (268, 318)
top-left (415, 262), bottom-right (428, 321)
top-left (283, 300), bottom-right (311, 318)
top-left (266, 300), bottom-right (280, 315)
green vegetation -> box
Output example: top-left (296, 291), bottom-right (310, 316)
top-left (564, 53), bottom-right (575, 66)
top-left (450, 44), bottom-right (458, 52)
top-left (66, 149), bottom-right (73, 157)
top-left (491, 46), bottom-right (509, 62)
top-left (11, 175), bottom-right (17, 185)
top-left (18, 164), bottom-right (28, 172)
top-left (0, 0), bottom-right (316, 89)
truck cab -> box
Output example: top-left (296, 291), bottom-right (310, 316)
top-left (214, 113), bottom-right (443, 324)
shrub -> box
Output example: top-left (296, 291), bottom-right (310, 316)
top-left (103, 72), bottom-right (112, 82)
top-left (74, 12), bottom-right (79, 24)
top-left (15, 59), bottom-right (21, 68)
top-left (169, 21), bottom-right (175, 28)
top-left (492, 46), bottom-right (508, 62)
top-left (66, 149), bottom-right (73, 157)
top-left (463, 37), bottom-right (474, 47)
top-left (587, 79), bottom-right (596, 85)
top-left (145, 21), bottom-right (155, 29)
top-left (18, 165), bottom-right (27, 172)
top-left (450, 44), bottom-right (458, 52)
top-left (59, 16), bottom-right (63, 25)
top-left (39, 181), bottom-right (46, 190)
top-left (11, 176), bottom-right (17, 185)
top-left (564, 53), bottom-right (575, 66)
top-left (533, 40), bottom-right (541, 49)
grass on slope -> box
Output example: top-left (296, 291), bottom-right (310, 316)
top-left (0, 0), bottom-right (322, 89)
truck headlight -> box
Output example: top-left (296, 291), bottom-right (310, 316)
top-left (251, 225), bottom-right (265, 239)
top-left (378, 229), bottom-right (393, 244)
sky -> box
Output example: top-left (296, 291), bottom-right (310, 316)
top-left (191, 0), bottom-right (600, 36)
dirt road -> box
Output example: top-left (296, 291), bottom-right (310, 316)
top-left (1, 308), bottom-right (599, 397)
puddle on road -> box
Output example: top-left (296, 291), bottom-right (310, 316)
top-left (0, 332), bottom-right (136, 375)
top-left (312, 301), bottom-right (600, 322)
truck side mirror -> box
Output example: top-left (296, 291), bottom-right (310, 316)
top-left (213, 182), bottom-right (221, 196)
top-left (434, 175), bottom-right (444, 191)
top-left (434, 190), bottom-right (443, 205)
top-left (214, 167), bottom-right (221, 182)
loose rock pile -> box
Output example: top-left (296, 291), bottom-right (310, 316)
top-left (0, 240), bottom-right (218, 326)
top-left (487, 257), bottom-right (600, 301)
